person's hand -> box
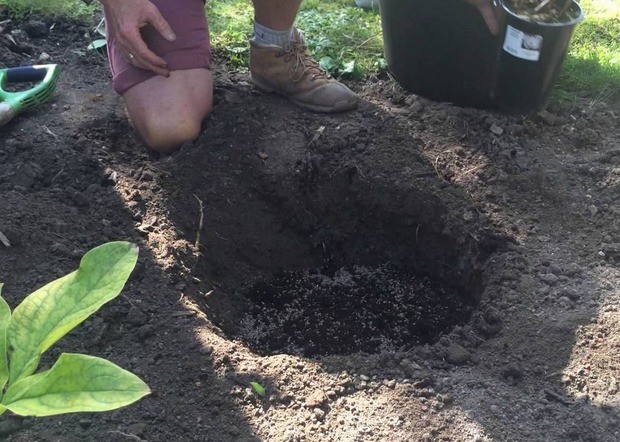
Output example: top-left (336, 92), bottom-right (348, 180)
top-left (465, 0), bottom-right (500, 35)
top-left (101, 0), bottom-right (176, 77)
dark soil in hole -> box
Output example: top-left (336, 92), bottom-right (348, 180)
top-left (506, 0), bottom-right (581, 23)
top-left (238, 264), bottom-right (473, 357)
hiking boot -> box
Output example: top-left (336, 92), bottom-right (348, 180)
top-left (249, 29), bottom-right (358, 113)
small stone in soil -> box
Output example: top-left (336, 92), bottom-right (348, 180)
top-left (588, 205), bottom-right (599, 216)
top-left (313, 408), bottom-right (326, 421)
top-left (490, 124), bottom-right (504, 136)
top-left (437, 393), bottom-right (454, 405)
top-left (384, 379), bottom-right (396, 389)
top-left (305, 390), bottom-right (328, 408)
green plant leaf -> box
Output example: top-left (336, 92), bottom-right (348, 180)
top-left (342, 60), bottom-right (356, 75)
top-left (375, 57), bottom-right (388, 71)
top-left (0, 284), bottom-right (11, 397)
top-left (87, 39), bottom-right (107, 51)
top-left (250, 381), bottom-right (265, 397)
top-left (319, 56), bottom-right (337, 72)
top-left (2, 353), bottom-right (150, 416)
top-left (7, 242), bottom-right (138, 384)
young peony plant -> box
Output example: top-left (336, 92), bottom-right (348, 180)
top-left (0, 241), bottom-right (150, 417)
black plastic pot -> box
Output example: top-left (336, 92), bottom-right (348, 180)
top-left (495, 1), bottom-right (585, 113)
top-left (377, 0), bottom-right (498, 109)
top-left (378, 0), bottom-right (584, 113)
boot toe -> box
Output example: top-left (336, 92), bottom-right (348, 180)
top-left (294, 82), bottom-right (359, 113)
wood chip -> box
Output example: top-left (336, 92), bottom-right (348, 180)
top-left (0, 231), bottom-right (10, 247)
top-left (308, 125), bottom-right (326, 147)
top-left (171, 311), bottom-right (197, 317)
top-left (544, 389), bottom-right (573, 405)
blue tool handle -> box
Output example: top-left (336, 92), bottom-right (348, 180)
top-left (6, 66), bottom-right (47, 83)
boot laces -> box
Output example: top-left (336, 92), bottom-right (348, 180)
top-left (279, 40), bottom-right (329, 83)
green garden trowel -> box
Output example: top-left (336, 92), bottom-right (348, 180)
top-left (0, 64), bottom-right (60, 127)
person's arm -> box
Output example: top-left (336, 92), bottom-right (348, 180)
top-left (101, 0), bottom-right (177, 76)
top-left (465, 0), bottom-right (500, 35)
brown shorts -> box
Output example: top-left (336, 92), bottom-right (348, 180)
top-left (104, 0), bottom-right (211, 95)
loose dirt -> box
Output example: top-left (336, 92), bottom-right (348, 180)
top-left (0, 13), bottom-right (618, 442)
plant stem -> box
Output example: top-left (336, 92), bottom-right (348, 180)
top-left (534, 0), bottom-right (552, 13)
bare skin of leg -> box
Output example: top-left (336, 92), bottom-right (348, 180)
top-left (252, 0), bottom-right (302, 30)
top-left (123, 68), bottom-right (213, 153)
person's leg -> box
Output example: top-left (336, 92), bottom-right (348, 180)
top-left (123, 69), bottom-right (212, 152)
top-left (249, 0), bottom-right (358, 113)
top-left (105, 0), bottom-right (212, 152)
top-left (252, 0), bottom-right (301, 30)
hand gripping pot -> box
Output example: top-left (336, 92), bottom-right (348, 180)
top-left (378, 0), bottom-right (585, 113)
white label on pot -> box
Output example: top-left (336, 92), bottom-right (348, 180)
top-left (503, 25), bottom-right (543, 61)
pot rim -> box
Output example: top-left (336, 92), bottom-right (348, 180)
top-left (499, 0), bottom-right (585, 27)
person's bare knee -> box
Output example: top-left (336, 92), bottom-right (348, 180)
top-left (131, 107), bottom-right (208, 153)
top-left (141, 119), bottom-right (202, 153)
top-left (122, 69), bottom-right (213, 152)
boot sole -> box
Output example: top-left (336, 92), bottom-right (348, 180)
top-left (250, 74), bottom-right (358, 114)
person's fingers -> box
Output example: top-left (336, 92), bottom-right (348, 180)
top-left (129, 53), bottom-right (171, 77)
top-left (111, 1), bottom-right (175, 77)
top-left (125, 28), bottom-right (171, 76)
top-left (125, 46), bottom-right (170, 77)
top-left (128, 29), bottom-right (168, 68)
top-left (146, 5), bottom-right (176, 42)
top-left (478, 4), bottom-right (500, 35)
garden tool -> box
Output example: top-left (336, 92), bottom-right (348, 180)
top-left (0, 64), bottom-right (60, 127)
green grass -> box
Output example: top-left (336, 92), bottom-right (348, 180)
top-left (207, 0), bottom-right (384, 78)
top-left (296, 2), bottom-right (385, 77)
top-left (205, 0), bottom-right (254, 66)
top-left (557, 0), bottom-right (620, 102)
top-left (0, 0), bottom-right (94, 20)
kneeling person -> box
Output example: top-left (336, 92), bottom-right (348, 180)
top-left (101, 0), bottom-right (358, 152)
